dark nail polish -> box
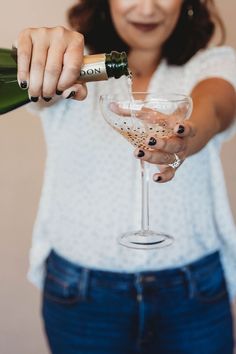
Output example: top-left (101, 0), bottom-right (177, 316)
top-left (137, 150), bottom-right (145, 158)
top-left (56, 90), bottom-right (63, 95)
top-left (43, 97), bottom-right (52, 102)
top-left (30, 96), bottom-right (39, 102)
top-left (148, 137), bottom-right (157, 146)
top-left (20, 81), bottom-right (28, 89)
top-left (66, 91), bottom-right (76, 99)
top-left (177, 125), bottom-right (185, 134)
top-left (155, 176), bottom-right (162, 182)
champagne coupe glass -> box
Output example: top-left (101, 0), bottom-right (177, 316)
top-left (100, 92), bottom-right (193, 249)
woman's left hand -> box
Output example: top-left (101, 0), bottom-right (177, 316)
top-left (134, 120), bottom-right (197, 183)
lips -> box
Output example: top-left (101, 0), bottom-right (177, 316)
top-left (130, 22), bottom-right (159, 32)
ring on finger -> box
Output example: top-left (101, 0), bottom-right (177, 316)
top-left (168, 153), bottom-right (182, 169)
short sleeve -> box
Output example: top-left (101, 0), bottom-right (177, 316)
top-left (186, 46), bottom-right (236, 147)
top-left (26, 97), bottom-right (72, 144)
top-left (186, 46), bottom-right (236, 90)
top-left (26, 97), bottom-right (61, 117)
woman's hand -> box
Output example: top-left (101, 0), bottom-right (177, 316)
top-left (134, 120), bottom-right (197, 183)
top-left (16, 26), bottom-right (87, 102)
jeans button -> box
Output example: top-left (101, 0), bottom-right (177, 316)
top-left (137, 294), bottom-right (143, 302)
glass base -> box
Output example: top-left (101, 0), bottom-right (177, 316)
top-left (118, 230), bottom-right (174, 250)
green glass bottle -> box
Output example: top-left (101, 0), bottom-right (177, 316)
top-left (0, 48), bottom-right (30, 115)
top-left (0, 48), bottom-right (129, 115)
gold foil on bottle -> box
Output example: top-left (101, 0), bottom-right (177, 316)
top-left (79, 54), bottom-right (108, 82)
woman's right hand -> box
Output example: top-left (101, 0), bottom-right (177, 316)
top-left (16, 26), bottom-right (87, 102)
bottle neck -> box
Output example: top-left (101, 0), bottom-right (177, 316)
top-left (105, 51), bottom-right (129, 79)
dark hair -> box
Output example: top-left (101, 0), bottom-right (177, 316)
top-left (67, 0), bottom-right (225, 65)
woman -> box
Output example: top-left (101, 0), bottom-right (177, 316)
top-left (16, 0), bottom-right (236, 353)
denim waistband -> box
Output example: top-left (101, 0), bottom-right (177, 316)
top-left (46, 249), bottom-right (221, 287)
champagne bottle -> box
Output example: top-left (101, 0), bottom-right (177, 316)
top-left (0, 48), bottom-right (129, 115)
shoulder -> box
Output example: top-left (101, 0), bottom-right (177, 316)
top-left (186, 45), bottom-right (236, 69)
top-left (183, 45), bottom-right (236, 90)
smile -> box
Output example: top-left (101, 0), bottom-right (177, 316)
top-left (130, 22), bottom-right (160, 32)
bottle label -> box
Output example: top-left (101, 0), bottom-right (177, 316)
top-left (79, 54), bottom-right (108, 82)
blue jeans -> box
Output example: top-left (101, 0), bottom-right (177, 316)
top-left (42, 250), bottom-right (234, 354)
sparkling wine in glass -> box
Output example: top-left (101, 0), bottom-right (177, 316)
top-left (100, 92), bottom-right (193, 249)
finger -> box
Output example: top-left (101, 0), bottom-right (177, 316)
top-left (134, 148), bottom-right (176, 165)
top-left (153, 166), bottom-right (175, 183)
top-left (57, 34), bottom-right (84, 91)
top-left (62, 83), bottom-right (87, 101)
top-left (136, 109), bottom-right (167, 124)
top-left (174, 120), bottom-right (197, 137)
top-left (41, 44), bottom-right (64, 99)
top-left (28, 39), bottom-right (49, 100)
top-left (109, 103), bottom-right (166, 121)
top-left (146, 135), bottom-right (187, 153)
top-left (16, 29), bottom-right (33, 89)
top-left (73, 83), bottom-right (87, 101)
top-left (109, 102), bottom-right (131, 117)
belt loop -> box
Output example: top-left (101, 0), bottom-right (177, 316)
top-left (135, 274), bottom-right (143, 302)
top-left (78, 268), bottom-right (90, 301)
top-left (134, 273), bottom-right (146, 347)
top-left (182, 266), bottom-right (195, 299)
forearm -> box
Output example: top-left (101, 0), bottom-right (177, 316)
top-left (186, 96), bottom-right (221, 157)
top-left (186, 79), bottom-right (236, 157)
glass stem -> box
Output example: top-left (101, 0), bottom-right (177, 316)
top-left (140, 160), bottom-right (150, 232)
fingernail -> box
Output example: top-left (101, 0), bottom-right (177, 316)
top-left (177, 125), bottom-right (185, 134)
top-left (20, 81), bottom-right (28, 89)
top-left (43, 97), bottom-right (52, 102)
top-left (30, 96), bottom-right (39, 102)
top-left (66, 91), bottom-right (76, 99)
top-left (154, 176), bottom-right (162, 182)
top-left (148, 137), bottom-right (157, 146)
top-left (137, 150), bottom-right (145, 158)
top-left (56, 90), bottom-right (63, 95)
